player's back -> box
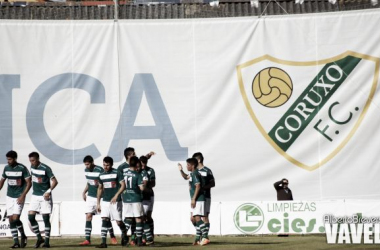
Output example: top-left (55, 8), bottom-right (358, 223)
top-left (124, 169), bottom-right (143, 203)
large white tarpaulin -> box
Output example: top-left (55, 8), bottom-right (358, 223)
top-left (0, 9), bottom-right (380, 207)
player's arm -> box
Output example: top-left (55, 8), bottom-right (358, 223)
top-left (274, 180), bottom-right (283, 190)
top-left (145, 151), bottom-right (155, 159)
top-left (203, 178), bottom-right (215, 189)
top-left (148, 180), bottom-right (156, 188)
top-left (111, 181), bottom-right (125, 204)
top-left (138, 173), bottom-right (145, 192)
top-left (82, 183), bottom-right (89, 201)
top-left (148, 170), bottom-right (156, 188)
top-left (191, 183), bottom-right (201, 208)
top-left (96, 184), bottom-right (104, 213)
top-left (0, 177), bottom-right (6, 191)
top-left (44, 176), bottom-right (58, 200)
top-left (17, 177), bottom-right (32, 204)
top-left (178, 163), bottom-right (190, 180)
top-left (142, 175), bottom-right (148, 188)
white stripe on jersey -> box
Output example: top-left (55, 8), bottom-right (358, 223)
top-left (31, 169), bottom-right (45, 175)
top-left (100, 174), bottom-right (117, 179)
top-left (5, 171), bottom-right (22, 177)
top-left (86, 172), bottom-right (100, 177)
top-left (200, 171), bottom-right (207, 177)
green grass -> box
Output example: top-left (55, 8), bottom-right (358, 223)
top-left (0, 235), bottom-right (379, 249)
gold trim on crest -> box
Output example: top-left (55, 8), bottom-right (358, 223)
top-left (237, 51), bottom-right (380, 171)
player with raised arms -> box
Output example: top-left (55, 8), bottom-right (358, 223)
top-left (117, 147), bottom-right (154, 245)
top-left (28, 151), bottom-right (58, 248)
top-left (178, 158), bottom-right (209, 246)
top-left (139, 155), bottom-right (156, 244)
top-left (0, 150), bottom-right (31, 249)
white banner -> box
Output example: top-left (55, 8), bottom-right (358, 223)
top-left (57, 200), bottom-right (380, 235)
top-left (0, 10), bottom-right (380, 207)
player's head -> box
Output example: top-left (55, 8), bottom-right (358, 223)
top-left (186, 158), bottom-right (198, 171)
top-left (192, 152), bottom-right (204, 164)
top-left (282, 179), bottom-right (289, 188)
top-left (103, 156), bottom-right (114, 172)
top-left (140, 155), bottom-right (148, 169)
top-left (124, 147), bottom-right (135, 160)
top-left (6, 150), bottom-right (18, 165)
top-left (129, 156), bottom-right (140, 169)
top-left (83, 155), bottom-right (94, 169)
top-left (28, 152), bottom-right (40, 167)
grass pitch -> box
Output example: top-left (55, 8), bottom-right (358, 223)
top-left (0, 235), bottom-right (379, 249)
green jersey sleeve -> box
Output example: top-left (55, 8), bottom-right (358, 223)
top-left (117, 170), bottom-right (124, 183)
top-left (23, 167), bottom-right (31, 179)
top-left (2, 168), bottom-right (6, 179)
top-left (149, 168), bottom-right (156, 181)
top-left (138, 173), bottom-right (143, 186)
top-left (193, 172), bottom-right (200, 185)
top-left (46, 167), bottom-right (55, 179)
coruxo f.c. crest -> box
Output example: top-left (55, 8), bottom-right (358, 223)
top-left (237, 51), bottom-right (380, 171)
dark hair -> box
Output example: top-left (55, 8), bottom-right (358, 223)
top-left (103, 156), bottom-right (114, 166)
top-left (129, 156), bottom-right (140, 168)
top-left (124, 147), bottom-right (135, 159)
top-left (140, 155), bottom-right (148, 164)
top-left (28, 152), bottom-right (40, 159)
top-left (6, 150), bottom-right (17, 159)
top-left (83, 155), bottom-right (94, 163)
top-left (192, 152), bottom-right (204, 164)
top-left (186, 158), bottom-right (198, 168)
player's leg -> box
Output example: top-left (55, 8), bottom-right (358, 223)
top-left (13, 196), bottom-right (27, 247)
top-left (80, 196), bottom-right (96, 245)
top-left (190, 210), bottom-right (201, 245)
top-left (134, 202), bottom-right (145, 246)
top-left (41, 214), bottom-right (51, 247)
top-left (122, 202), bottom-right (130, 246)
top-left (28, 211), bottom-right (44, 246)
top-left (98, 218), bottom-right (110, 248)
top-left (130, 219), bottom-right (137, 245)
top-left (141, 200), bottom-right (148, 244)
top-left (7, 197), bottom-right (21, 248)
top-left (80, 213), bottom-right (93, 245)
top-left (145, 196), bottom-right (155, 240)
top-left (146, 211), bottom-right (154, 239)
top-left (202, 198), bottom-right (211, 242)
top-left (195, 201), bottom-right (209, 246)
top-left (108, 224), bottom-right (117, 244)
top-left (14, 214), bottom-right (27, 247)
top-left (28, 196), bottom-right (44, 248)
top-left (135, 217), bottom-right (143, 246)
top-left (9, 215), bottom-right (20, 248)
top-left (96, 201), bottom-right (110, 248)
top-left (141, 202), bottom-right (153, 245)
top-left (112, 201), bottom-right (126, 246)
top-left (41, 195), bottom-right (53, 248)
top-left (107, 200), bottom-right (118, 244)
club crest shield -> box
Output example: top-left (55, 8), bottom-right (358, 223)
top-left (237, 51), bottom-right (380, 171)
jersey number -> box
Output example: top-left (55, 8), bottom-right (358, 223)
top-left (127, 177), bottom-right (133, 188)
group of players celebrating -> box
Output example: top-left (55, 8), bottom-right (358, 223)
top-left (80, 147), bottom-right (156, 248)
top-left (0, 147), bottom-right (214, 248)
